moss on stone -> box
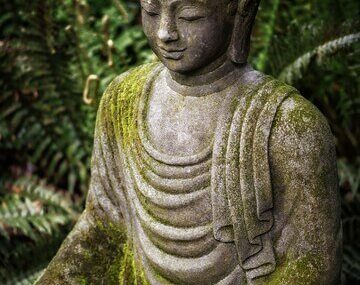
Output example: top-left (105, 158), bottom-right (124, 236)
top-left (94, 218), bottom-right (149, 285)
top-left (99, 63), bottom-right (159, 149)
top-left (117, 241), bottom-right (150, 285)
top-left (260, 253), bottom-right (324, 285)
top-left (90, 63), bottom-right (160, 283)
top-left (273, 93), bottom-right (329, 138)
top-left (34, 208), bottom-right (149, 284)
top-left (75, 276), bottom-right (88, 285)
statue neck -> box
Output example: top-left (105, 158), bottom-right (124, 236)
top-left (165, 56), bottom-right (250, 97)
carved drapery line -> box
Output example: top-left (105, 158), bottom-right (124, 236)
top-left (212, 70), bottom-right (298, 281)
top-left (110, 63), bottom-right (298, 283)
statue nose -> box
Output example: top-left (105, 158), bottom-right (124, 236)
top-left (157, 19), bottom-right (179, 42)
top-left (158, 29), bottom-right (178, 42)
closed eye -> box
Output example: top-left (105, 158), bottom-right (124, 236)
top-left (142, 6), bottom-right (159, 17)
top-left (178, 7), bottom-right (206, 22)
top-left (178, 15), bottom-right (205, 21)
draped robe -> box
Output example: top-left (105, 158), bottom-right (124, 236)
top-left (35, 63), bottom-right (342, 285)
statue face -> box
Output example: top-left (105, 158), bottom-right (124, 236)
top-left (141, 0), bottom-right (235, 73)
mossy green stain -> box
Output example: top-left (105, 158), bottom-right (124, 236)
top-left (273, 93), bottom-right (328, 138)
top-left (262, 253), bottom-right (324, 285)
top-left (91, 64), bottom-right (159, 285)
top-left (95, 218), bottom-right (150, 285)
top-left (98, 63), bottom-right (159, 149)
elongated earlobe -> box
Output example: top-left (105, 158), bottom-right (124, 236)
top-left (228, 0), bottom-right (261, 64)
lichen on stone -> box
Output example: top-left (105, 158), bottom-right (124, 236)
top-left (260, 253), bottom-right (325, 285)
top-left (103, 63), bottom-right (159, 149)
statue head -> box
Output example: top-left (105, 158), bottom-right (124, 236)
top-left (140, 0), bottom-right (260, 74)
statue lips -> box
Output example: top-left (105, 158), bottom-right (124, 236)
top-left (159, 46), bottom-right (186, 60)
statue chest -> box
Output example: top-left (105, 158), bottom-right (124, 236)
top-left (145, 88), bottom-right (224, 156)
top-left (125, 141), bottom-right (242, 285)
top-left (125, 69), bottom-right (245, 284)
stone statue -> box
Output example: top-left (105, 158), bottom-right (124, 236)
top-left (35, 0), bottom-right (342, 284)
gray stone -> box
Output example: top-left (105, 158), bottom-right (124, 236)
top-left (35, 0), bottom-right (342, 284)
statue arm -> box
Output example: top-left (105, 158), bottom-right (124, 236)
top-left (262, 94), bottom-right (342, 285)
top-left (34, 74), bottom-right (129, 285)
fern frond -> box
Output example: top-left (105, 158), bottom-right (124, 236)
top-left (279, 33), bottom-right (360, 84)
top-left (0, 176), bottom-right (79, 283)
top-left (0, 177), bottom-right (78, 240)
top-left (0, 0), bottom-right (95, 193)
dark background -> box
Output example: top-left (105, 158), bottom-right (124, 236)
top-left (0, 0), bottom-right (359, 284)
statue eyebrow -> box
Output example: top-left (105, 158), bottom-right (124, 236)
top-left (141, 0), bottom-right (206, 10)
top-left (168, 0), bottom-right (206, 9)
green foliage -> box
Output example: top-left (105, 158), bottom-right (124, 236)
top-left (278, 33), bottom-right (360, 85)
top-left (0, 0), bottom-right (152, 194)
top-left (252, 0), bottom-right (281, 71)
top-left (338, 158), bottom-right (360, 196)
top-left (0, 177), bottom-right (78, 240)
top-left (4, 267), bottom-right (44, 285)
top-left (0, 0), bottom-right (95, 193)
top-left (338, 158), bottom-right (360, 283)
top-left (0, 177), bottom-right (79, 284)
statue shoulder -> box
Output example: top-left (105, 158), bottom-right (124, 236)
top-left (269, 88), bottom-right (338, 202)
top-left (271, 91), bottom-right (335, 155)
top-left (268, 89), bottom-right (341, 285)
top-left (99, 62), bottom-right (162, 110)
top-left (95, 62), bottom-right (162, 144)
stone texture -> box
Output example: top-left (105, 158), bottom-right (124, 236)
top-left (35, 0), bottom-right (342, 284)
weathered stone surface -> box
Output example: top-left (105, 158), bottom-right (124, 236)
top-left (35, 0), bottom-right (342, 284)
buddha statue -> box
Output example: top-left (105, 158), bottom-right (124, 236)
top-left (35, 0), bottom-right (342, 284)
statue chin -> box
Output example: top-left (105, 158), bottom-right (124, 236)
top-left (157, 51), bottom-right (231, 77)
top-left (159, 59), bottom-right (192, 74)
top-left (156, 54), bottom-right (209, 75)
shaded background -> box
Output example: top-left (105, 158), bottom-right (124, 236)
top-left (0, 0), bottom-right (359, 284)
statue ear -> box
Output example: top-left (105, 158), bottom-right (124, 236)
top-left (228, 0), bottom-right (261, 64)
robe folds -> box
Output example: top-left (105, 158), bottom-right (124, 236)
top-left (97, 63), bottom-right (296, 282)
top-left (35, 62), bottom-right (342, 285)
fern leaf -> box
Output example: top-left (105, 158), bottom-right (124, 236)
top-left (0, 177), bottom-right (78, 241)
top-left (279, 32), bottom-right (360, 84)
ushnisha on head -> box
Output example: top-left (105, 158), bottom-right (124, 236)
top-left (141, 0), bottom-right (260, 74)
